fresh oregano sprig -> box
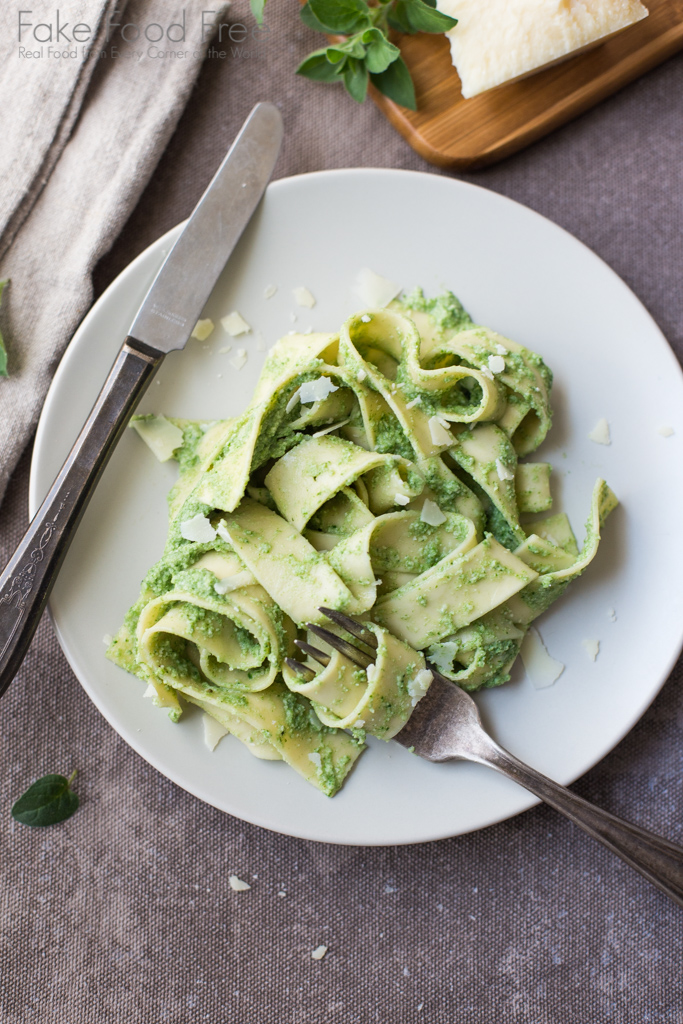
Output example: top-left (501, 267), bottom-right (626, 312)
top-left (11, 770), bottom-right (79, 827)
top-left (250, 0), bottom-right (457, 110)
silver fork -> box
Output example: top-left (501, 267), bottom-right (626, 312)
top-left (287, 608), bottom-right (683, 909)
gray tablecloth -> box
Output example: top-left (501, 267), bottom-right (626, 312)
top-left (2, 2), bottom-right (682, 1020)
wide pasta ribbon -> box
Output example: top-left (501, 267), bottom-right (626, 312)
top-left (109, 286), bottom-right (617, 796)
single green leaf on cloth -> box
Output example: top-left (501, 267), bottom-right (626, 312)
top-left (250, 0), bottom-right (267, 25)
top-left (297, 49), bottom-right (344, 83)
top-left (371, 54), bottom-right (417, 110)
top-left (307, 0), bottom-right (371, 34)
top-left (361, 27), bottom-right (400, 74)
top-left (0, 279), bottom-right (8, 377)
top-left (343, 57), bottom-right (370, 102)
top-left (11, 771), bottom-right (79, 827)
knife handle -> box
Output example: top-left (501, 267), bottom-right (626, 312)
top-left (0, 336), bottom-right (162, 698)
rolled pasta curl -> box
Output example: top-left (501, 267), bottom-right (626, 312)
top-left (427, 608), bottom-right (525, 692)
top-left (345, 308), bottom-right (503, 423)
top-left (285, 624), bottom-right (431, 740)
top-left (136, 577), bottom-right (289, 695)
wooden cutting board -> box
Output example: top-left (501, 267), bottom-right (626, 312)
top-left (369, 0), bottom-right (683, 170)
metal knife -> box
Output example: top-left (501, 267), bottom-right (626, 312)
top-left (0, 101), bottom-right (284, 698)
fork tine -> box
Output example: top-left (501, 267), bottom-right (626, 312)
top-left (307, 624), bottom-right (375, 669)
top-left (285, 657), bottom-right (316, 681)
top-left (294, 640), bottom-right (330, 667)
top-left (319, 607), bottom-right (378, 649)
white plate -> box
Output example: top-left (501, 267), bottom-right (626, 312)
top-left (31, 169), bottom-right (683, 845)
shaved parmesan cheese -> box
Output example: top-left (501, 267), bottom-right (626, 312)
top-left (203, 714), bottom-right (230, 751)
top-left (180, 513), bottom-right (216, 543)
top-left (356, 268), bottom-right (401, 308)
top-left (102, 634), bottom-right (113, 646)
top-left (191, 318), bottom-right (214, 341)
top-left (311, 417), bottom-right (352, 437)
top-left (214, 573), bottom-right (253, 595)
top-left (406, 396), bottom-right (421, 409)
top-left (219, 345), bottom-right (232, 354)
top-left (394, 493), bottom-right (410, 506)
top-left (582, 638), bottom-right (600, 662)
top-left (520, 627), bottom-right (564, 689)
top-left (427, 641), bottom-right (458, 675)
top-left (361, 314), bottom-right (372, 323)
top-left (286, 391), bottom-right (301, 414)
top-left (480, 366), bottom-right (494, 380)
top-left (428, 415), bottom-right (453, 447)
top-left (407, 668), bottom-right (433, 706)
top-left (293, 286), bottom-right (316, 308)
top-left (229, 875), bottom-right (251, 892)
top-left (495, 457), bottom-right (514, 481)
top-left (366, 663), bottom-right (378, 685)
top-left (588, 418), bottom-right (611, 445)
top-left (229, 348), bottom-right (247, 371)
top-left (143, 684), bottom-right (156, 699)
top-left (657, 424), bottom-right (674, 437)
top-left (131, 415), bottom-right (184, 462)
top-left (607, 607), bottom-right (617, 622)
top-left (311, 945), bottom-right (327, 961)
top-left (353, 719), bottom-right (365, 729)
top-left (488, 354), bottom-right (505, 374)
top-left (421, 499), bottom-right (447, 526)
top-left (221, 311), bottom-right (251, 336)
top-left (495, 343), bottom-right (507, 355)
top-left (216, 520), bottom-right (231, 544)
top-left (438, 0), bottom-right (648, 98)
top-left (308, 752), bottom-right (322, 769)
top-left (263, 284), bottom-right (277, 299)
top-left (356, 368), bottom-right (367, 382)
top-left (298, 377), bottom-right (339, 404)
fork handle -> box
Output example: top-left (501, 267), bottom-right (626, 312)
top-left (476, 739), bottom-right (683, 908)
top-left (0, 337), bottom-right (162, 698)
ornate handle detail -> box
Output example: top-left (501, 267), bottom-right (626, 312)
top-left (0, 337), bottom-right (163, 697)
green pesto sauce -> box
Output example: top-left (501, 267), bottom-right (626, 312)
top-left (398, 287), bottom-right (473, 332)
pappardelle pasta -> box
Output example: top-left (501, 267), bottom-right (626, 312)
top-left (107, 289), bottom-right (617, 796)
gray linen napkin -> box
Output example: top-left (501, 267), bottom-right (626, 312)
top-left (0, 0), bottom-right (229, 507)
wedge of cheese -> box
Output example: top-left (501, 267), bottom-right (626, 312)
top-left (436, 0), bottom-right (649, 98)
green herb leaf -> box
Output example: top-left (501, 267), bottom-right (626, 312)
top-left (362, 27), bottom-right (400, 74)
top-left (371, 54), bottom-right (417, 110)
top-left (250, 0), bottom-right (267, 25)
top-left (11, 771), bottom-right (79, 827)
top-left (300, 1), bottom-right (333, 34)
top-left (343, 57), bottom-right (369, 103)
top-left (307, 0), bottom-right (371, 34)
top-left (327, 33), bottom-right (367, 62)
top-left (390, 0), bottom-right (456, 34)
top-left (297, 49), bottom-right (344, 83)
top-left (297, 0), bottom-right (427, 111)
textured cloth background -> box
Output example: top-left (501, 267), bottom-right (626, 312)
top-left (0, 0), bottom-right (228, 503)
top-left (2, 1), bottom-right (683, 1021)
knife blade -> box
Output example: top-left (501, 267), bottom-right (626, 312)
top-left (0, 102), bottom-right (284, 698)
top-left (130, 101), bottom-right (283, 353)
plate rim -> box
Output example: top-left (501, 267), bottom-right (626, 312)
top-left (30, 167), bottom-right (683, 845)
